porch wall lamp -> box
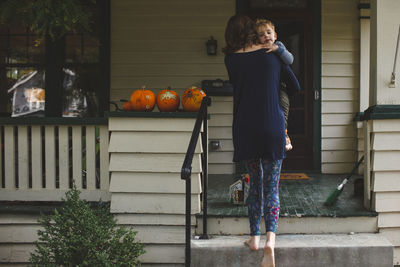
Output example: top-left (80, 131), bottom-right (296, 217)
top-left (206, 36), bottom-right (217, 56)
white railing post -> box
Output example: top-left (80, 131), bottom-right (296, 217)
top-left (85, 126), bottom-right (96, 190)
top-left (45, 126), bottom-right (56, 189)
top-left (72, 126), bottom-right (83, 189)
top-left (31, 125), bottom-right (43, 189)
top-left (58, 126), bottom-right (70, 190)
top-left (4, 126), bottom-right (15, 189)
top-left (99, 125), bottom-right (109, 190)
top-left (0, 119), bottom-right (110, 201)
top-left (17, 125), bottom-right (29, 189)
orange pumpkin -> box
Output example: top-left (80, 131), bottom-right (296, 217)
top-left (182, 86), bottom-right (206, 112)
top-left (122, 101), bottom-right (134, 111)
top-left (130, 86), bottom-right (156, 111)
top-left (156, 87), bottom-right (180, 112)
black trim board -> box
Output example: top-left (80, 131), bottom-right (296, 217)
top-left (355, 105), bottom-right (400, 121)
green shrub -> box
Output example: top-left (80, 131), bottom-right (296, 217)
top-left (29, 186), bottom-right (145, 267)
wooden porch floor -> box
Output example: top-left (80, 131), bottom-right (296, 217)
top-left (206, 173), bottom-right (377, 218)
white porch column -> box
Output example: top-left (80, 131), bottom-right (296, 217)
top-left (366, 1), bottom-right (400, 265)
top-left (370, 0), bottom-right (400, 105)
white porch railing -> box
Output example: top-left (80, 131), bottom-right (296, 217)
top-left (0, 118), bottom-right (110, 201)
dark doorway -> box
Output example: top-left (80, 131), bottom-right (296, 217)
top-left (238, 0), bottom-right (315, 170)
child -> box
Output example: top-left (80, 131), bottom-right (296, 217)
top-left (256, 18), bottom-right (293, 151)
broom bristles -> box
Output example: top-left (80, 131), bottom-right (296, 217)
top-left (324, 187), bottom-right (343, 206)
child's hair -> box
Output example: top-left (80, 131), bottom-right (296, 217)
top-left (255, 18), bottom-right (276, 31)
top-left (222, 15), bottom-right (258, 55)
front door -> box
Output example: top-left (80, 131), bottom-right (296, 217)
top-left (240, 0), bottom-right (315, 170)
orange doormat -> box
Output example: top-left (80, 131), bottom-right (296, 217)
top-left (280, 173), bottom-right (309, 180)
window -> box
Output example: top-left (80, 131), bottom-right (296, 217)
top-left (0, 1), bottom-right (110, 117)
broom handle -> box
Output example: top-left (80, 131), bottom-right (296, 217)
top-left (344, 156), bottom-right (365, 181)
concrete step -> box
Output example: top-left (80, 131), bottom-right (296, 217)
top-left (196, 215), bottom-right (378, 235)
top-left (191, 234), bottom-right (393, 267)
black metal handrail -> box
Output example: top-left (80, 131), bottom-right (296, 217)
top-left (181, 96), bottom-right (211, 267)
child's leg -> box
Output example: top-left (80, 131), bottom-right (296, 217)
top-left (279, 84), bottom-right (289, 129)
top-left (279, 84), bottom-right (293, 151)
top-left (261, 159), bottom-right (282, 233)
top-left (243, 159), bottom-right (263, 236)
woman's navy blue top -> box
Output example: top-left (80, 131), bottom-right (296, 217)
top-left (224, 49), bottom-right (301, 162)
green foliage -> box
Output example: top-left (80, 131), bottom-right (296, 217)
top-left (29, 186), bottom-right (145, 267)
top-left (0, 0), bottom-right (97, 41)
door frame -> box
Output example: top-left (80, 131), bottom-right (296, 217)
top-left (235, 0), bottom-right (321, 171)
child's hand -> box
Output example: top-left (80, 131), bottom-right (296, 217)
top-left (265, 44), bottom-right (279, 53)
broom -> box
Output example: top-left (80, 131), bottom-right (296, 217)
top-left (324, 156), bottom-right (364, 206)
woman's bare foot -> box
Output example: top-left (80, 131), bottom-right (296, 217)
top-left (261, 243), bottom-right (275, 267)
top-left (261, 231), bottom-right (276, 267)
top-left (244, 235), bottom-right (260, 251)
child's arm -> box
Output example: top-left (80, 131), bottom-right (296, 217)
top-left (271, 41), bottom-right (294, 65)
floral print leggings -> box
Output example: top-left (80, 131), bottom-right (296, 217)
top-left (243, 158), bottom-right (282, 235)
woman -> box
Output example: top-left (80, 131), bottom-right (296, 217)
top-left (223, 15), bottom-right (300, 267)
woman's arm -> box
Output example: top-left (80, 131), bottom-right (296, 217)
top-left (275, 41), bottom-right (294, 65)
top-left (281, 64), bottom-right (301, 96)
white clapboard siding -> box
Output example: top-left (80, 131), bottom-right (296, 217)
top-left (209, 127), bottom-right (232, 140)
top-left (380, 228), bottom-right (400, 246)
top-left (0, 225), bottom-right (40, 243)
top-left (322, 125), bottom-right (356, 138)
top-left (209, 151), bottom-right (234, 164)
top-left (109, 172), bottom-right (202, 194)
top-left (109, 153), bottom-right (202, 173)
top-left (373, 192), bottom-right (400, 212)
top-left (108, 115), bottom-right (204, 266)
top-left (109, 132), bottom-right (202, 153)
top-left (0, 244), bottom-right (33, 263)
top-left (378, 213), bottom-right (400, 228)
top-left (321, 0), bottom-right (360, 173)
top-left (322, 151), bottom-right (356, 163)
top-left (322, 138), bottom-right (356, 150)
top-left (208, 96), bottom-right (235, 174)
top-left (322, 52), bottom-right (359, 64)
top-left (322, 113), bottom-right (355, 125)
top-left (372, 132), bottom-right (400, 150)
top-left (108, 117), bottom-right (200, 132)
top-left (370, 118), bottom-right (400, 266)
top-left (372, 172), bottom-right (400, 192)
top-left (321, 162), bottom-right (355, 174)
top-left (114, 214), bottom-right (196, 226)
top-left (110, 0), bottom-right (233, 105)
top-left (209, 163), bottom-right (235, 174)
top-left (372, 119), bottom-right (400, 132)
top-left (321, 89), bottom-right (357, 101)
top-left (372, 151), bottom-right (400, 171)
top-left (209, 139), bottom-right (234, 151)
top-left (110, 193), bottom-right (201, 214)
top-left (209, 114), bottom-right (233, 127)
